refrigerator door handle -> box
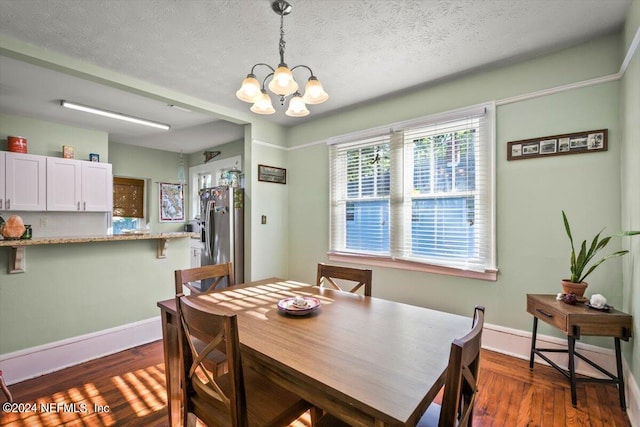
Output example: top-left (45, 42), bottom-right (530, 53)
top-left (204, 200), bottom-right (213, 258)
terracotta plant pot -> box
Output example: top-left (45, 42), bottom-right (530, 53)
top-left (561, 280), bottom-right (588, 298)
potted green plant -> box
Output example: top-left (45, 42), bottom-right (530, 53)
top-left (562, 210), bottom-right (640, 297)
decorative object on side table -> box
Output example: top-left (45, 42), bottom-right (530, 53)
top-left (89, 153), bottom-right (100, 162)
top-left (561, 210), bottom-right (640, 297)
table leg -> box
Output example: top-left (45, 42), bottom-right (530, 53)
top-left (615, 338), bottom-right (627, 409)
top-left (568, 336), bottom-right (577, 407)
top-left (529, 317), bottom-right (538, 369)
top-left (161, 310), bottom-right (181, 426)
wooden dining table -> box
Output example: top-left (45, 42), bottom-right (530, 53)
top-left (157, 278), bottom-right (472, 427)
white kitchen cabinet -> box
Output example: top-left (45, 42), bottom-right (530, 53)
top-left (1, 152), bottom-right (47, 211)
top-left (47, 158), bottom-right (113, 212)
top-left (190, 239), bottom-right (202, 268)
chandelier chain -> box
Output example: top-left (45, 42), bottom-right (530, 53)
top-left (279, 12), bottom-right (286, 64)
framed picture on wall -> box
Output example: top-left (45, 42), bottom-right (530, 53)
top-left (159, 182), bottom-right (185, 222)
top-left (258, 164), bottom-right (287, 184)
top-left (507, 129), bottom-right (607, 161)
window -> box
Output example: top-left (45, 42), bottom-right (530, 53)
top-left (329, 103), bottom-right (496, 279)
top-left (112, 177), bottom-right (145, 234)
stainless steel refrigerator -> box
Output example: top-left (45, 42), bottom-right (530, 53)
top-left (199, 185), bottom-right (244, 290)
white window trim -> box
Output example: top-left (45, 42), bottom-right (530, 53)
top-left (327, 102), bottom-right (498, 281)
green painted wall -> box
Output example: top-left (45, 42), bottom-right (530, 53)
top-left (0, 113), bottom-right (108, 161)
top-left (109, 141), bottom-right (186, 233)
top-left (0, 239), bottom-right (189, 353)
top-left (285, 34), bottom-right (625, 352)
top-left (621, 0), bottom-right (640, 401)
top-left (0, 120), bottom-right (190, 354)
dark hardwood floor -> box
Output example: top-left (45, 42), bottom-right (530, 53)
top-left (0, 340), bottom-right (631, 426)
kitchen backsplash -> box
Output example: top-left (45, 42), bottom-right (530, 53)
top-left (1, 211), bottom-right (109, 238)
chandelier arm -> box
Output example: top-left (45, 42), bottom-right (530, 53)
top-left (260, 72), bottom-right (275, 91)
top-left (290, 64), bottom-right (315, 77)
top-left (250, 63), bottom-right (276, 75)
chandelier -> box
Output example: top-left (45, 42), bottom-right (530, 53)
top-left (235, 0), bottom-right (328, 117)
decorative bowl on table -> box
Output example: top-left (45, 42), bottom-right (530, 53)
top-left (277, 296), bottom-right (320, 316)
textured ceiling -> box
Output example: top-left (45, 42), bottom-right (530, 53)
top-left (0, 0), bottom-right (632, 152)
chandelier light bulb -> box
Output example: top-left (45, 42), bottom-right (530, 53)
top-left (268, 65), bottom-right (298, 96)
top-left (250, 90), bottom-right (276, 115)
top-left (236, 74), bottom-right (261, 103)
top-left (302, 76), bottom-right (329, 104)
top-left (285, 92), bottom-right (309, 117)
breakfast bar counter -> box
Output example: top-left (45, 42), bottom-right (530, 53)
top-left (0, 231), bottom-right (196, 273)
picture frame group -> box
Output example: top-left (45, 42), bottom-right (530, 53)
top-left (507, 129), bottom-right (607, 161)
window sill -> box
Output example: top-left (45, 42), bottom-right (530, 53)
top-left (327, 252), bottom-right (498, 281)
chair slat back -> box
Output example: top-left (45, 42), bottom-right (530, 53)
top-left (438, 306), bottom-right (485, 427)
top-left (316, 263), bottom-right (373, 296)
top-left (177, 295), bottom-right (248, 427)
top-left (175, 262), bottom-right (235, 294)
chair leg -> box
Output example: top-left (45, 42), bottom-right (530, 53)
top-left (0, 370), bottom-right (13, 403)
top-left (310, 406), bottom-right (323, 426)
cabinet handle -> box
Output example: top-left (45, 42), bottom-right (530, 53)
top-left (77, 202), bottom-right (80, 211)
top-left (83, 201), bottom-right (86, 211)
top-left (6, 199), bottom-right (9, 210)
top-left (0, 199), bottom-right (2, 209)
top-left (536, 308), bottom-right (553, 318)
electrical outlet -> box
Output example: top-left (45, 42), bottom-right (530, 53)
top-left (40, 218), bottom-right (47, 227)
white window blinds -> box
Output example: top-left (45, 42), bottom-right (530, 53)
top-left (328, 103), bottom-right (496, 274)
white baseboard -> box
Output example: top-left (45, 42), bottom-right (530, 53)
top-left (0, 317), bottom-right (637, 425)
top-left (0, 316), bottom-right (162, 385)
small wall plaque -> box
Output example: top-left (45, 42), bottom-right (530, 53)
top-left (258, 164), bottom-right (286, 184)
top-left (507, 129), bottom-right (607, 161)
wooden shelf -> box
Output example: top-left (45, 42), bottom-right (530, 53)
top-left (0, 232), bottom-right (197, 273)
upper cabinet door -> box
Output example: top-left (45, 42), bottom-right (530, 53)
top-left (82, 162), bottom-right (113, 212)
top-left (5, 152), bottom-right (47, 211)
top-left (46, 157), bottom-right (82, 211)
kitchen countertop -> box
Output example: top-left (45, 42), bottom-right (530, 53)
top-left (1, 232), bottom-right (198, 273)
top-left (0, 231), bottom-right (197, 246)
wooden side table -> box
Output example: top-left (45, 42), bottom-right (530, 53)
top-left (527, 294), bottom-right (632, 409)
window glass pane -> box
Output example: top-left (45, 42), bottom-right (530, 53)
top-left (346, 200), bottom-right (389, 254)
top-left (411, 197), bottom-right (475, 258)
top-left (112, 217), bottom-right (142, 234)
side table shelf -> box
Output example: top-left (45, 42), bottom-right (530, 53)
top-left (527, 294), bottom-right (632, 409)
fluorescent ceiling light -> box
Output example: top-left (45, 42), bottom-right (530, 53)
top-left (60, 100), bottom-right (171, 130)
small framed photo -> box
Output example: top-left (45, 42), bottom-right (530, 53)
top-left (258, 164), bottom-right (287, 184)
top-left (89, 153), bottom-right (100, 162)
top-left (62, 145), bottom-right (74, 159)
top-left (507, 129), bottom-right (607, 161)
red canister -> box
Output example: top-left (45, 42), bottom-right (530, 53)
top-left (7, 136), bottom-right (27, 153)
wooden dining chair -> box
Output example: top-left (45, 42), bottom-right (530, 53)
top-left (416, 305), bottom-right (485, 427)
top-left (175, 264), bottom-right (235, 377)
top-left (175, 262), bottom-right (234, 294)
top-left (316, 263), bottom-right (373, 296)
top-left (176, 294), bottom-right (312, 427)
top-left (316, 306), bottom-right (485, 427)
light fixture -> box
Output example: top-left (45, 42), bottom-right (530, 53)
top-left (236, 0), bottom-right (328, 117)
top-left (60, 100), bottom-right (171, 130)
top-left (177, 151), bottom-right (186, 184)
